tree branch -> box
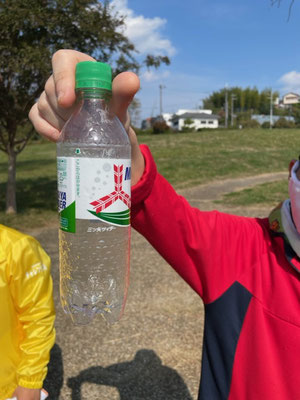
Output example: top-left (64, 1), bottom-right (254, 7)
top-left (288, 0), bottom-right (295, 19)
top-left (0, 132), bottom-right (8, 152)
top-left (0, 144), bottom-right (6, 153)
top-left (15, 129), bottom-right (34, 154)
top-left (271, 0), bottom-right (295, 20)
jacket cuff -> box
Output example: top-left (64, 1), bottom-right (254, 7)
top-left (131, 144), bottom-right (157, 206)
top-left (17, 374), bottom-right (44, 389)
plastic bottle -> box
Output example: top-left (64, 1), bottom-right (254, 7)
top-left (56, 61), bottom-right (131, 325)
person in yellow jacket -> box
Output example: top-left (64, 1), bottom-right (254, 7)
top-left (0, 224), bottom-right (55, 400)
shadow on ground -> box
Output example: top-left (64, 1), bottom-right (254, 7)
top-left (0, 177), bottom-right (57, 212)
top-left (44, 344), bottom-right (64, 399)
top-left (67, 349), bottom-right (193, 400)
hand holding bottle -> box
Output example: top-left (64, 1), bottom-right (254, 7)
top-left (29, 49), bottom-right (144, 186)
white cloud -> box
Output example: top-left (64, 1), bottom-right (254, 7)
top-left (142, 70), bottom-right (170, 82)
top-left (110, 0), bottom-right (176, 57)
top-left (279, 71), bottom-right (300, 93)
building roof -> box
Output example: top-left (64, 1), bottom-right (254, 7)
top-left (176, 109), bottom-right (212, 115)
top-left (172, 112), bottom-right (219, 121)
top-left (283, 92), bottom-right (300, 98)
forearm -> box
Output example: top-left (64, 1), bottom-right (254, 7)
top-left (131, 145), bottom-right (264, 302)
top-left (17, 318), bottom-right (55, 389)
top-left (17, 285), bottom-right (55, 387)
top-left (131, 145), bottom-right (206, 296)
top-left (10, 236), bottom-right (56, 389)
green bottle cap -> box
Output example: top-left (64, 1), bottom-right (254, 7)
top-left (75, 61), bottom-right (112, 90)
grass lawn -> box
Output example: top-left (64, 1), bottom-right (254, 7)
top-left (0, 140), bottom-right (58, 230)
top-left (215, 179), bottom-right (288, 207)
top-left (0, 128), bottom-right (299, 230)
top-left (140, 128), bottom-right (297, 187)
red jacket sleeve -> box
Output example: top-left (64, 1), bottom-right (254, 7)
top-left (131, 145), bottom-right (268, 304)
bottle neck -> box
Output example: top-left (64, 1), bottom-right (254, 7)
top-left (76, 88), bottom-right (112, 101)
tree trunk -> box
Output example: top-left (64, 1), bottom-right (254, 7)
top-left (6, 147), bottom-right (17, 214)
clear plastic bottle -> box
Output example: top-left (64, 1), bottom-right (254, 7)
top-left (56, 61), bottom-right (131, 325)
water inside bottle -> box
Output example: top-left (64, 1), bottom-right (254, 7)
top-left (59, 220), bottom-right (130, 325)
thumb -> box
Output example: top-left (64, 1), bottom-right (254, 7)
top-left (111, 71), bottom-right (140, 131)
top-left (52, 50), bottom-right (95, 108)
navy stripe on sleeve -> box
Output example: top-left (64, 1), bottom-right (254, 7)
top-left (198, 281), bottom-right (252, 400)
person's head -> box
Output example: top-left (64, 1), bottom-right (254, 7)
top-left (288, 158), bottom-right (300, 233)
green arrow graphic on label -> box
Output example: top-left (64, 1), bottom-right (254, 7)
top-left (88, 209), bottom-right (130, 226)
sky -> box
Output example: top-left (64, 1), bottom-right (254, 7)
top-left (109, 0), bottom-right (300, 125)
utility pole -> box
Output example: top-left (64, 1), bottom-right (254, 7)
top-left (231, 94), bottom-right (236, 127)
top-left (150, 101), bottom-right (156, 118)
top-left (225, 87), bottom-right (229, 128)
top-left (269, 89), bottom-right (273, 129)
top-left (159, 84), bottom-right (166, 116)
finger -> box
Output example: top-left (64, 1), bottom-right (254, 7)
top-left (44, 75), bottom-right (76, 123)
top-left (52, 49), bottom-right (95, 108)
top-left (29, 103), bottom-right (61, 142)
top-left (111, 72), bottom-right (140, 130)
top-left (37, 90), bottom-right (67, 131)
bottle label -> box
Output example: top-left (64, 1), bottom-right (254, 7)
top-left (57, 157), bottom-right (131, 232)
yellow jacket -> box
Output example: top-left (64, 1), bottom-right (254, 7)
top-left (0, 224), bottom-right (55, 399)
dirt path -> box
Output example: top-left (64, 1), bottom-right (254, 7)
top-left (180, 170), bottom-right (287, 217)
